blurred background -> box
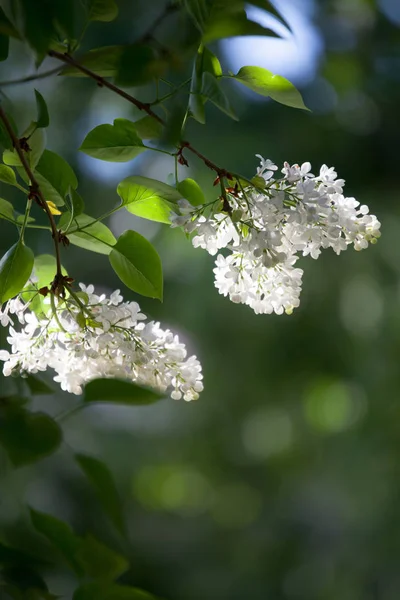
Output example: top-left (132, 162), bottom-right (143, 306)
top-left (1, 0), bottom-right (400, 598)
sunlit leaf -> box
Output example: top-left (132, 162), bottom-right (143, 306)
top-left (117, 176), bottom-right (181, 224)
top-left (0, 241), bottom-right (34, 304)
top-left (83, 378), bottom-right (164, 405)
top-left (75, 454), bottom-right (125, 534)
top-left (0, 408), bottom-right (62, 467)
top-left (233, 66), bottom-right (309, 110)
top-left (109, 231), bottom-right (163, 299)
top-left (80, 119), bottom-right (146, 162)
top-left (177, 178), bottom-right (205, 206)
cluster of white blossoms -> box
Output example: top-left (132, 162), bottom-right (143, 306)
top-left (171, 156), bottom-right (381, 315)
top-left (0, 285), bottom-right (203, 400)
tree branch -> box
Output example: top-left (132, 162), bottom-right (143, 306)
top-left (0, 66), bottom-right (63, 87)
top-left (0, 105), bottom-right (63, 278)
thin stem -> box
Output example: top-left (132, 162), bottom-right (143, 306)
top-left (0, 67), bottom-right (62, 87)
top-left (0, 105), bottom-right (63, 277)
top-left (150, 78), bottom-right (191, 106)
top-left (19, 197), bottom-right (32, 242)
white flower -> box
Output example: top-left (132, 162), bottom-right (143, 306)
top-left (0, 286), bottom-right (203, 400)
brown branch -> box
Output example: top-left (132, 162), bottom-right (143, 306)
top-left (48, 51), bottom-right (228, 177)
top-left (0, 105), bottom-right (63, 278)
top-left (0, 66), bottom-right (63, 87)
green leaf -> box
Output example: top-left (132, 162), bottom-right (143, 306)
top-left (30, 509), bottom-right (83, 576)
top-left (76, 536), bottom-right (128, 581)
top-left (60, 45), bottom-right (124, 78)
top-left (0, 198), bottom-right (17, 222)
top-left (24, 374), bottom-right (54, 395)
top-left (233, 66), bottom-right (309, 110)
top-left (59, 213), bottom-right (116, 255)
top-left (0, 33), bottom-right (8, 61)
top-left (201, 72), bottom-right (237, 120)
top-left (248, 0), bottom-right (292, 32)
top-left (3, 127), bottom-right (46, 170)
top-left (133, 116), bottom-right (163, 141)
top-left (1, 564), bottom-right (51, 594)
top-left (189, 46), bottom-right (223, 124)
top-left (0, 7), bottom-right (21, 38)
top-left (115, 44), bottom-right (167, 87)
top-left (35, 149), bottom-right (78, 206)
top-left (34, 90), bottom-right (49, 129)
top-left (73, 583), bottom-right (158, 600)
top-left (0, 241), bottom-right (34, 304)
top-left (75, 454), bottom-right (125, 534)
top-left (109, 230), bottom-right (163, 299)
top-left (88, 0), bottom-right (119, 22)
top-left (0, 111), bottom-right (17, 150)
top-left (202, 2), bottom-right (280, 43)
top-left (80, 119), bottom-right (146, 162)
top-left (84, 378), bottom-right (164, 405)
top-left (0, 408), bottom-right (62, 467)
top-left (21, 253), bottom-right (67, 315)
top-left (0, 541), bottom-right (48, 567)
top-left (117, 176), bottom-right (181, 224)
top-left (19, 0), bottom-right (57, 59)
top-left (69, 188), bottom-right (85, 217)
top-left (0, 165), bottom-right (17, 187)
top-left (177, 178), bottom-right (205, 206)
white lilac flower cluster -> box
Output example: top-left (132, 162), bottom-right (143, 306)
top-left (0, 285), bottom-right (203, 400)
top-left (171, 156), bottom-right (381, 315)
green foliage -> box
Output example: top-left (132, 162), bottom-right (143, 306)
top-left (61, 45), bottom-right (124, 77)
top-left (73, 583), bottom-right (159, 600)
top-left (3, 127), bottom-right (46, 170)
top-left (24, 374), bottom-right (55, 396)
top-left (201, 72), bottom-right (237, 120)
top-left (34, 90), bottom-right (50, 129)
top-left (75, 454), bottom-right (125, 533)
top-left (0, 241), bottom-right (34, 304)
top-left (190, 46), bottom-right (223, 124)
top-left (59, 213), bottom-right (116, 255)
top-left (117, 176), bottom-right (181, 224)
top-left (0, 165), bottom-right (18, 187)
top-left (83, 378), bottom-right (164, 405)
top-left (35, 149), bottom-right (78, 206)
top-left (0, 407), bottom-right (62, 467)
top-left (177, 178), bottom-right (205, 206)
top-left (80, 119), bottom-right (146, 162)
top-left (88, 0), bottom-right (119, 22)
top-left (109, 230), bottom-right (163, 299)
top-left (233, 66), bottom-right (309, 111)
top-left (115, 44), bottom-right (167, 87)
top-left (133, 116), bottom-right (163, 141)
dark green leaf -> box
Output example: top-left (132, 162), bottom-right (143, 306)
top-left (76, 535), bottom-right (128, 581)
top-left (84, 378), bottom-right (164, 405)
top-left (0, 241), bottom-right (34, 304)
top-left (201, 72), bottom-right (237, 120)
top-left (0, 408), bottom-right (62, 467)
top-left (109, 230), bottom-right (163, 299)
top-left (0, 198), bottom-right (15, 222)
top-left (60, 45), bottom-right (124, 78)
top-left (133, 116), bottom-right (163, 141)
top-left (59, 213), bottom-right (116, 255)
top-left (0, 6), bottom-right (21, 38)
top-left (117, 176), bottom-right (181, 224)
top-left (24, 374), bottom-right (54, 396)
top-left (0, 33), bottom-right (9, 61)
top-left (29, 509), bottom-right (83, 576)
top-left (0, 111), bottom-right (17, 150)
top-left (177, 178), bottom-right (205, 206)
top-left (0, 165), bottom-right (18, 187)
top-left (189, 46), bottom-right (222, 124)
top-left (75, 454), bottom-right (125, 534)
top-left (19, 0), bottom-right (57, 59)
top-left (80, 119), bottom-right (146, 162)
top-left (115, 44), bottom-right (167, 87)
top-left (35, 149), bottom-right (78, 206)
top-left (34, 90), bottom-right (49, 129)
top-left (1, 564), bottom-right (49, 593)
top-left (0, 542), bottom-right (49, 567)
top-left (248, 0), bottom-right (292, 32)
top-left (88, 0), bottom-right (119, 22)
top-left (233, 66), bottom-right (309, 110)
top-left (202, 2), bottom-right (280, 43)
top-left (69, 189), bottom-right (85, 217)
top-left (73, 583), bottom-right (158, 600)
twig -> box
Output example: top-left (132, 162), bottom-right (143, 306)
top-left (0, 105), bottom-right (63, 277)
top-left (0, 66), bottom-right (63, 87)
